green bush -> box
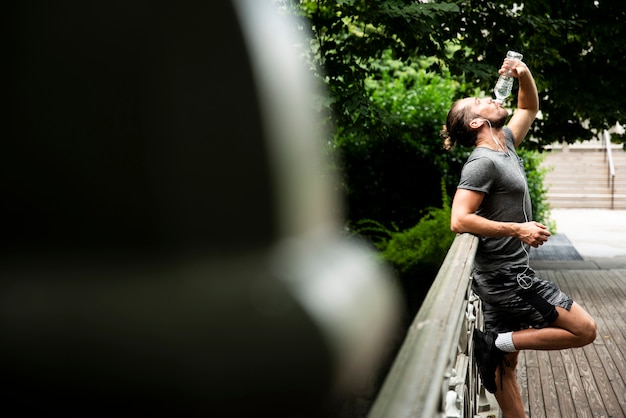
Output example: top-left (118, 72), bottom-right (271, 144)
top-left (334, 52), bottom-right (461, 233)
top-left (381, 203), bottom-right (454, 273)
top-left (356, 180), bottom-right (455, 274)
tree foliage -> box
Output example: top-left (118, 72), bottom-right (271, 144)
top-left (443, 0), bottom-right (626, 145)
top-left (334, 51), bottom-right (463, 231)
top-left (289, 0), bottom-right (463, 141)
top-left (290, 0), bottom-right (626, 146)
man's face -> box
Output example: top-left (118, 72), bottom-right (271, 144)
top-left (465, 97), bottom-right (509, 128)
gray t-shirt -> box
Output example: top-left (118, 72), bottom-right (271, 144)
top-left (457, 127), bottom-right (532, 271)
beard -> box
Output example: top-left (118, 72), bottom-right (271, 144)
top-left (487, 109), bottom-right (509, 128)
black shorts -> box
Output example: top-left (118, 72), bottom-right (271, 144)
top-left (472, 266), bottom-right (573, 333)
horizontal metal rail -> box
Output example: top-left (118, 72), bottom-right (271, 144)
top-left (368, 233), bottom-right (484, 418)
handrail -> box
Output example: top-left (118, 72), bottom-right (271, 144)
top-left (604, 130), bottom-right (616, 209)
top-left (368, 233), bottom-right (484, 418)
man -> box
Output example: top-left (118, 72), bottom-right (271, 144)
top-left (441, 57), bottom-right (597, 417)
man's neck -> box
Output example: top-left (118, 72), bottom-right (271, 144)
top-left (476, 128), bottom-right (506, 152)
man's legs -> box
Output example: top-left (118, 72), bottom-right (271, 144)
top-left (478, 302), bottom-right (596, 416)
top-left (493, 352), bottom-right (525, 418)
top-left (511, 302), bottom-right (596, 350)
top-left (490, 302), bottom-right (596, 416)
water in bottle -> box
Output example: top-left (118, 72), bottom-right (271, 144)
top-left (493, 51), bottom-right (523, 103)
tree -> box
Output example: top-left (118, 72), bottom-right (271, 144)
top-left (286, 1), bottom-right (468, 230)
top-left (288, 0), bottom-right (462, 142)
top-left (335, 52), bottom-right (463, 231)
top-left (290, 0), bottom-right (626, 147)
top-left (443, 0), bottom-right (626, 146)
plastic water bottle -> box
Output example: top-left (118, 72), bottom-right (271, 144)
top-left (493, 50), bottom-right (523, 103)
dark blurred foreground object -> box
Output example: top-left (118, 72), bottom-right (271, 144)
top-left (2, 1), bottom-right (401, 416)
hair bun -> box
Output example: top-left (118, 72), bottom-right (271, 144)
top-left (440, 125), bottom-right (453, 150)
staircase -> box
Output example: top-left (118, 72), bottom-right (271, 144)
top-left (541, 146), bottom-right (626, 209)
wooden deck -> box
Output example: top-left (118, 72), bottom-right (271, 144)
top-left (513, 234), bottom-right (626, 418)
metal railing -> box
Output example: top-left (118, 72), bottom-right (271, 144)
top-left (368, 233), bottom-right (490, 418)
top-left (604, 130), bottom-right (616, 209)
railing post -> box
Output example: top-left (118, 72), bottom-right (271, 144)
top-left (604, 130), bottom-right (616, 209)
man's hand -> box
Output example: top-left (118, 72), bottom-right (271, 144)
top-left (499, 58), bottom-right (527, 79)
top-left (515, 221), bottom-right (551, 247)
top-left (505, 59), bottom-right (538, 147)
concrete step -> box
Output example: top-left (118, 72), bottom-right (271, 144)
top-left (542, 149), bottom-right (626, 159)
top-left (545, 180), bottom-right (626, 188)
top-left (543, 163), bottom-right (624, 171)
top-left (544, 176), bottom-right (626, 184)
top-left (547, 191), bottom-right (626, 207)
top-left (545, 178), bottom-right (626, 184)
top-left (548, 202), bottom-right (626, 210)
top-left (546, 186), bottom-right (626, 191)
top-left (547, 192), bottom-right (626, 199)
top-left (539, 148), bottom-right (626, 209)
top-left (546, 178), bottom-right (626, 184)
top-left (548, 201), bottom-right (626, 210)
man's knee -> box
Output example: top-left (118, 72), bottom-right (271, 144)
top-left (573, 306), bottom-right (597, 346)
top-left (578, 317), bottom-right (597, 346)
top-left (556, 304), bottom-right (597, 347)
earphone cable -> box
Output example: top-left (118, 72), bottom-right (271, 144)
top-left (486, 119), bottom-right (533, 289)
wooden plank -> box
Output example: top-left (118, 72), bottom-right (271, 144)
top-left (572, 343), bottom-right (605, 414)
top-left (582, 270), bottom-right (626, 359)
top-left (559, 348), bottom-right (593, 417)
top-left (606, 271), bottom-right (626, 384)
top-left (558, 272), bottom-right (611, 415)
top-left (549, 350), bottom-right (577, 418)
top-left (605, 271), bottom-right (626, 338)
top-left (582, 342), bottom-right (622, 417)
top-left (523, 349), bottom-right (546, 418)
top-left (572, 270), bottom-right (626, 417)
top-left (539, 270), bottom-right (609, 416)
top-left (537, 350), bottom-right (560, 417)
top-left (557, 270), bottom-right (624, 417)
top-left (591, 344), bottom-right (626, 417)
top-left (549, 271), bottom-right (595, 417)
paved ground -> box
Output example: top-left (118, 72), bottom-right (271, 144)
top-left (551, 208), bottom-right (626, 257)
top-left (531, 208), bottom-right (626, 270)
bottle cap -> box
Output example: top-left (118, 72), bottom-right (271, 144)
top-left (506, 51), bottom-right (523, 60)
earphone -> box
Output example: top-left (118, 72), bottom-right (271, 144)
top-left (483, 118), bottom-right (534, 289)
top-left (480, 118), bottom-right (509, 155)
